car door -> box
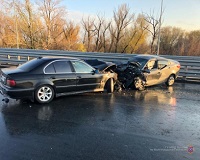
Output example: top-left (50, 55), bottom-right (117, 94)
top-left (157, 60), bottom-right (170, 83)
top-left (70, 60), bottom-right (104, 91)
top-left (44, 60), bottom-right (77, 93)
top-left (144, 59), bottom-right (162, 86)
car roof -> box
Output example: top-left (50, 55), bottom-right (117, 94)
top-left (132, 54), bottom-right (167, 60)
top-left (37, 56), bottom-right (80, 61)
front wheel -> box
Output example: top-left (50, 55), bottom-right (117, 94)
top-left (134, 77), bottom-right (145, 91)
top-left (106, 78), bottom-right (114, 93)
top-left (165, 75), bottom-right (175, 86)
top-left (35, 85), bottom-right (54, 103)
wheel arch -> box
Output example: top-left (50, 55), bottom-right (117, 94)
top-left (34, 84), bottom-right (55, 103)
top-left (104, 78), bottom-right (112, 89)
top-left (106, 78), bottom-right (114, 93)
top-left (105, 74), bottom-right (117, 86)
top-left (34, 80), bottom-right (55, 90)
top-left (165, 74), bottom-right (176, 86)
top-left (33, 81), bottom-right (56, 99)
top-left (168, 73), bottom-right (176, 79)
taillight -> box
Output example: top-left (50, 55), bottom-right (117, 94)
top-left (177, 64), bottom-right (181, 69)
top-left (7, 79), bottom-right (16, 87)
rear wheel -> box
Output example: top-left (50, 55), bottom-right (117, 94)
top-left (106, 78), bottom-right (114, 93)
top-left (35, 85), bottom-right (54, 103)
top-left (165, 75), bottom-right (175, 86)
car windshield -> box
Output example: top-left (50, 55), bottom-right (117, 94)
top-left (129, 57), bottom-right (148, 69)
top-left (18, 58), bottom-right (44, 71)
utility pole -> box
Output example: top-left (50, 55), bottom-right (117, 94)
top-left (13, 0), bottom-right (19, 49)
top-left (157, 0), bottom-right (164, 55)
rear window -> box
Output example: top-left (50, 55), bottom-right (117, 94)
top-left (158, 60), bottom-right (168, 69)
top-left (18, 59), bottom-right (44, 71)
top-left (53, 61), bottom-right (72, 73)
top-left (45, 63), bottom-right (55, 73)
top-left (44, 60), bottom-right (72, 74)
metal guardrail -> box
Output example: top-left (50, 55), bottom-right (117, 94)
top-left (0, 48), bottom-right (200, 81)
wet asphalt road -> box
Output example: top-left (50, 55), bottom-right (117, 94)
top-left (0, 82), bottom-right (199, 160)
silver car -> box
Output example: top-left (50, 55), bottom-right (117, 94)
top-left (129, 55), bottom-right (181, 87)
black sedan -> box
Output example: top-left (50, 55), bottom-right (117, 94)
top-left (0, 57), bottom-right (117, 103)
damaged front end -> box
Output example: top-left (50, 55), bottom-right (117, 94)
top-left (84, 59), bottom-right (117, 73)
top-left (114, 61), bottom-right (147, 91)
top-left (84, 59), bottom-right (147, 91)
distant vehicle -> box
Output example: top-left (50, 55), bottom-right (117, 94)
top-left (0, 57), bottom-right (117, 103)
top-left (116, 55), bottom-right (181, 90)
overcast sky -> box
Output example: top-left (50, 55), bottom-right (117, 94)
top-left (62, 0), bottom-right (200, 31)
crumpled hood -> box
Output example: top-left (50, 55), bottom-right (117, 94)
top-left (84, 59), bottom-right (116, 72)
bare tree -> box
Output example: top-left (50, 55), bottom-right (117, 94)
top-left (93, 15), bottom-right (104, 52)
top-left (82, 16), bottom-right (95, 51)
top-left (121, 14), bottom-right (148, 53)
top-left (15, 0), bottom-right (37, 48)
top-left (184, 31), bottom-right (200, 56)
top-left (160, 26), bottom-right (184, 55)
top-left (130, 14), bottom-right (149, 53)
top-left (120, 26), bottom-right (137, 53)
top-left (108, 24), bottom-right (115, 52)
top-left (112, 4), bottom-right (134, 53)
top-left (0, 0), bottom-right (21, 48)
top-left (101, 21), bottom-right (111, 52)
top-left (37, 0), bottom-right (66, 49)
top-left (144, 11), bottom-right (160, 54)
top-left (63, 22), bottom-right (80, 50)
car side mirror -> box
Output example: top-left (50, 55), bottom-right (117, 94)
top-left (92, 69), bottom-right (99, 75)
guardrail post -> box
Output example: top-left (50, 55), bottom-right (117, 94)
top-left (183, 66), bottom-right (188, 80)
top-left (17, 55), bottom-right (21, 60)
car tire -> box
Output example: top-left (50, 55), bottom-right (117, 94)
top-left (35, 85), bottom-right (54, 103)
top-left (165, 75), bottom-right (175, 86)
top-left (107, 78), bottom-right (114, 93)
top-left (134, 77), bottom-right (145, 91)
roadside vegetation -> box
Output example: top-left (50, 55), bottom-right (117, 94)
top-left (0, 0), bottom-right (199, 56)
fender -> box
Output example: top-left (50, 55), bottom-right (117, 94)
top-left (34, 80), bottom-right (55, 90)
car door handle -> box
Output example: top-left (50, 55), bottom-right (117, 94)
top-left (77, 76), bottom-right (81, 79)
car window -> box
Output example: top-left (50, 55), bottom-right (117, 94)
top-left (129, 57), bottom-right (148, 69)
top-left (158, 60), bottom-right (168, 69)
top-left (53, 61), bottom-right (72, 73)
top-left (146, 60), bottom-right (157, 70)
top-left (72, 61), bottom-right (94, 73)
top-left (45, 63), bottom-right (55, 74)
top-left (18, 58), bottom-right (44, 71)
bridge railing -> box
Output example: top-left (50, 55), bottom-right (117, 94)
top-left (0, 48), bottom-right (200, 82)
